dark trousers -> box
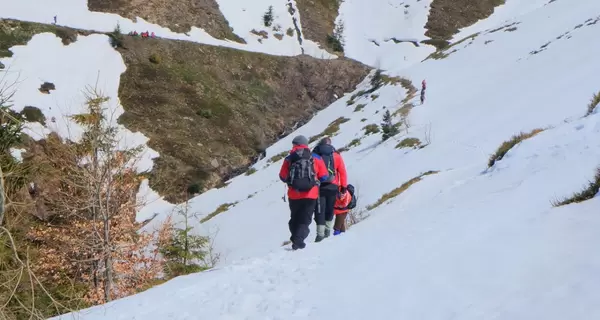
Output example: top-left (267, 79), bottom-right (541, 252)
top-left (314, 188), bottom-right (337, 225)
top-left (334, 213), bottom-right (348, 232)
top-left (288, 198), bottom-right (317, 248)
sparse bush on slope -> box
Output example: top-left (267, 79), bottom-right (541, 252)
top-left (488, 128), bottom-right (544, 167)
top-left (363, 123), bottom-right (380, 135)
top-left (367, 171), bottom-right (439, 210)
top-left (268, 151), bottom-right (288, 164)
top-left (396, 137), bottom-right (421, 149)
top-left (309, 117), bottom-right (350, 143)
top-left (200, 202), bottom-right (238, 223)
top-left (585, 91), bottom-right (600, 116)
top-left (553, 168), bottom-right (600, 207)
top-left (337, 138), bottom-right (362, 153)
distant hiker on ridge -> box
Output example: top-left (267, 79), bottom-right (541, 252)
top-left (279, 135), bottom-right (329, 250)
top-left (312, 137), bottom-right (347, 242)
top-left (420, 79), bottom-right (426, 105)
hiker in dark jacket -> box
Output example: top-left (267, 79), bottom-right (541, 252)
top-left (312, 137), bottom-right (348, 242)
top-left (279, 135), bottom-right (329, 250)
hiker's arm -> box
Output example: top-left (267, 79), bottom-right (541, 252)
top-left (316, 158), bottom-right (329, 182)
top-left (279, 158), bottom-right (290, 182)
top-left (337, 154), bottom-right (348, 187)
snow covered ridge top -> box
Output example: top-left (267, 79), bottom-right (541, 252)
top-left (0, 0), bottom-right (334, 58)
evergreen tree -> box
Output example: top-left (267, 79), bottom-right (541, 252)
top-left (381, 110), bottom-right (399, 141)
top-left (263, 6), bottom-right (274, 27)
top-left (160, 198), bottom-right (209, 277)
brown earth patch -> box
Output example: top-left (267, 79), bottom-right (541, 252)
top-left (115, 36), bottom-right (370, 202)
top-left (424, 0), bottom-right (505, 49)
top-left (87, 0), bottom-right (244, 42)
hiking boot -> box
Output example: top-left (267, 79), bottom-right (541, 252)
top-left (315, 225), bottom-right (325, 242)
top-left (324, 220), bottom-right (334, 238)
top-left (292, 242), bottom-right (306, 250)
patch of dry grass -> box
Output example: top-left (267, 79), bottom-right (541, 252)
top-left (363, 124), bottom-right (380, 135)
top-left (367, 171), bottom-right (439, 210)
top-left (585, 91), bottom-right (600, 116)
top-left (200, 202), bottom-right (238, 223)
top-left (337, 138), bottom-right (362, 153)
top-left (553, 168), bottom-right (600, 207)
top-left (396, 137), bottom-right (421, 149)
top-left (309, 117), bottom-right (350, 143)
top-left (354, 104), bottom-right (366, 112)
top-left (268, 151), bottom-right (288, 164)
top-left (488, 128), bottom-right (544, 167)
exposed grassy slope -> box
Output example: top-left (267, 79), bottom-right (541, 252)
top-left (0, 19), bottom-right (87, 58)
top-left (116, 36), bottom-right (370, 202)
top-left (87, 0), bottom-right (244, 42)
top-left (295, 0), bottom-right (341, 51)
top-left (424, 0), bottom-right (505, 49)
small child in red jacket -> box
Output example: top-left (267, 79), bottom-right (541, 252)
top-left (333, 188), bottom-right (352, 235)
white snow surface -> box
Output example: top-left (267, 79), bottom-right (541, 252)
top-left (0, 0), bottom-right (334, 58)
top-left (338, 0), bottom-right (436, 69)
top-left (52, 0), bottom-right (600, 319)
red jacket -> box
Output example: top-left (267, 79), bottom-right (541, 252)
top-left (279, 145), bottom-right (328, 200)
top-left (330, 152), bottom-right (348, 188)
top-left (333, 191), bottom-right (352, 215)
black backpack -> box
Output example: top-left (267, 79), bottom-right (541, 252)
top-left (314, 144), bottom-right (336, 184)
top-left (287, 148), bottom-right (318, 192)
top-left (346, 184), bottom-right (357, 209)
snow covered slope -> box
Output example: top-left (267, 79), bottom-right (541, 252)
top-left (51, 0), bottom-right (600, 318)
top-left (0, 0), bottom-right (334, 58)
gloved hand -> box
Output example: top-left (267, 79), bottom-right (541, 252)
top-left (339, 186), bottom-right (347, 194)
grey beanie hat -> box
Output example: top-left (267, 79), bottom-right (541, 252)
top-left (292, 135), bottom-right (309, 146)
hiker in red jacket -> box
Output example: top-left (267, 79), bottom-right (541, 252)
top-left (312, 137), bottom-right (348, 242)
top-left (279, 135), bottom-right (329, 250)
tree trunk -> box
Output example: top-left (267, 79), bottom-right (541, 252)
top-left (103, 216), bottom-right (113, 302)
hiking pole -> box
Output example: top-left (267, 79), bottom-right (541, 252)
top-left (282, 184), bottom-right (287, 202)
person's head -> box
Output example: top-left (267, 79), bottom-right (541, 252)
top-left (318, 137), bottom-right (332, 146)
top-left (291, 135), bottom-right (308, 146)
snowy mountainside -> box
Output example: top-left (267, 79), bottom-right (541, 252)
top-left (141, 0), bottom-right (600, 265)
top-left (50, 0), bottom-right (600, 318)
top-left (0, 0), bottom-right (332, 57)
